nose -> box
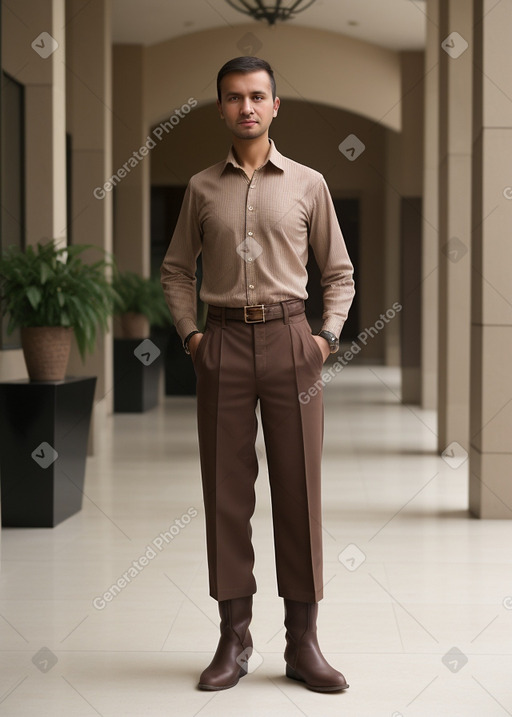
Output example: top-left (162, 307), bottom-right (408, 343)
top-left (240, 97), bottom-right (254, 115)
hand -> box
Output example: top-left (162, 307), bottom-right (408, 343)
top-left (189, 332), bottom-right (203, 361)
top-left (312, 335), bottom-right (331, 362)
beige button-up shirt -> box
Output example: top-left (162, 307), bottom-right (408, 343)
top-left (161, 140), bottom-right (355, 341)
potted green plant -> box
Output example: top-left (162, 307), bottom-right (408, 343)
top-left (112, 270), bottom-right (172, 339)
top-left (0, 240), bottom-right (115, 381)
top-left (111, 272), bottom-right (171, 413)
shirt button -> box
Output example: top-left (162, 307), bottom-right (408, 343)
top-left (247, 231), bottom-right (253, 236)
top-left (250, 184), bottom-right (256, 189)
top-left (247, 258), bottom-right (253, 262)
top-left (249, 284), bottom-right (255, 289)
top-left (248, 205), bottom-right (254, 211)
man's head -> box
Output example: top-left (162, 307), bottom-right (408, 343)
top-left (216, 56), bottom-right (280, 142)
top-left (216, 56), bottom-right (276, 102)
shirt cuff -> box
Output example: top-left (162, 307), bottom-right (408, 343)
top-left (176, 318), bottom-right (198, 344)
top-left (321, 319), bottom-right (343, 337)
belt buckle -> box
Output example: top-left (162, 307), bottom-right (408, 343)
top-left (244, 304), bottom-right (265, 323)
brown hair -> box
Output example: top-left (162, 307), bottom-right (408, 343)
top-left (217, 56), bottom-right (276, 101)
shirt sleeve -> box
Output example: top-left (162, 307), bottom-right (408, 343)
top-left (160, 180), bottom-right (203, 342)
top-left (308, 176), bottom-right (355, 337)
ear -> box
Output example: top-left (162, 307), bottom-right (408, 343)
top-left (273, 96), bottom-right (280, 118)
top-left (217, 99), bottom-right (224, 120)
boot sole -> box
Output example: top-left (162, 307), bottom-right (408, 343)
top-left (198, 667), bottom-right (247, 691)
top-left (286, 664), bottom-right (349, 692)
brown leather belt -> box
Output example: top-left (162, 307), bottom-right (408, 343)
top-left (208, 299), bottom-right (305, 324)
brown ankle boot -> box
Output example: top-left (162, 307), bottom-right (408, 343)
top-left (284, 599), bottom-right (349, 692)
top-left (198, 596), bottom-right (253, 690)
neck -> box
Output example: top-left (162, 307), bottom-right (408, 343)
top-left (232, 134), bottom-right (271, 172)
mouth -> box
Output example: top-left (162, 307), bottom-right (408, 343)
top-left (239, 120), bottom-right (257, 126)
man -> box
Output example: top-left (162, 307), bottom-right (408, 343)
top-left (161, 56), bottom-right (355, 693)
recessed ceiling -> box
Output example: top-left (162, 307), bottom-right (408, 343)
top-left (112, 0), bottom-right (426, 51)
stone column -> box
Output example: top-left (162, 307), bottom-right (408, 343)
top-left (400, 51), bottom-right (424, 404)
top-left (384, 128), bottom-right (401, 367)
top-left (66, 0), bottom-right (113, 420)
top-left (421, 0), bottom-right (440, 409)
top-left (469, 0), bottom-right (512, 517)
top-left (437, 0), bottom-right (473, 452)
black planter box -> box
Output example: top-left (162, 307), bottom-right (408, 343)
top-left (113, 338), bottom-right (162, 412)
top-left (0, 377), bottom-right (96, 528)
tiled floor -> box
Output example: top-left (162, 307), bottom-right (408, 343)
top-left (1, 365), bottom-right (511, 716)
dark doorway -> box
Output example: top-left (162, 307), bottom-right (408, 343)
top-left (306, 198), bottom-right (360, 341)
top-left (1, 70), bottom-right (25, 349)
top-left (150, 186), bottom-right (187, 276)
top-left (151, 185), bottom-right (201, 395)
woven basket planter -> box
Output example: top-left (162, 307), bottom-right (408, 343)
top-left (118, 312), bottom-right (150, 339)
top-left (21, 326), bottom-right (73, 381)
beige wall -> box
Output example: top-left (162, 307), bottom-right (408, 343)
top-left (144, 24), bottom-right (402, 132)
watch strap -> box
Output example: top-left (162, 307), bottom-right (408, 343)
top-left (318, 330), bottom-right (339, 354)
top-left (183, 330), bottom-right (200, 355)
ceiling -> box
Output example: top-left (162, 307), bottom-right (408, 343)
top-left (111, 0), bottom-right (427, 51)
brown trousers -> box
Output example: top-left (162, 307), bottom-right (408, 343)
top-left (194, 300), bottom-right (325, 603)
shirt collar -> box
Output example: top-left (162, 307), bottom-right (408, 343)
top-left (222, 138), bottom-right (285, 174)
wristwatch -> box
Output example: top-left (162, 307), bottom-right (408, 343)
top-left (318, 330), bottom-right (339, 354)
top-left (183, 330), bottom-right (200, 355)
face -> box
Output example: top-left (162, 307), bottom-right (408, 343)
top-left (217, 70), bottom-right (280, 141)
